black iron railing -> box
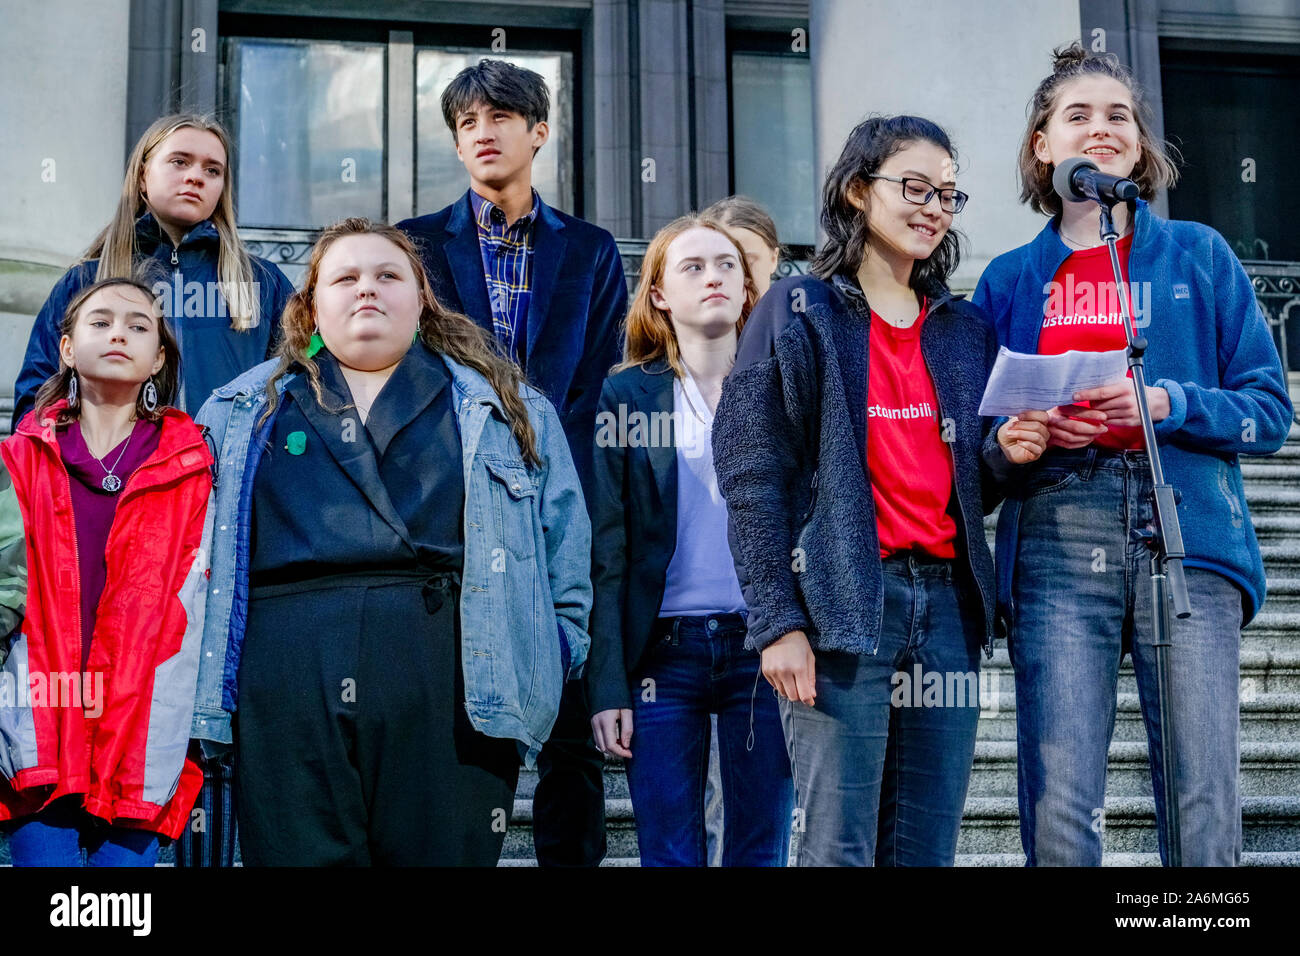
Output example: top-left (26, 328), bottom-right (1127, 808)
top-left (1242, 261), bottom-right (1300, 422)
top-left (240, 231), bottom-right (1299, 419)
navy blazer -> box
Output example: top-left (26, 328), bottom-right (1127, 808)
top-left (397, 191), bottom-right (629, 494)
top-left (587, 360), bottom-right (681, 714)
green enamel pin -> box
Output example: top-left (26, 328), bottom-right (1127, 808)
top-left (286, 431), bottom-right (307, 455)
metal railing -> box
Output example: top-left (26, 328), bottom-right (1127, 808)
top-left (1242, 260), bottom-right (1300, 422)
top-left (241, 228), bottom-right (1299, 418)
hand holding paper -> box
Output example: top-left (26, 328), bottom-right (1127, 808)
top-left (978, 346), bottom-right (1129, 417)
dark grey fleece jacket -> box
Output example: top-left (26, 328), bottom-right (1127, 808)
top-left (713, 272), bottom-right (1011, 656)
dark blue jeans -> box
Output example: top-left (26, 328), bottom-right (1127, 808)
top-left (1011, 447), bottom-right (1244, 866)
top-left (781, 554), bottom-right (983, 866)
top-left (5, 796), bottom-right (160, 867)
top-left (626, 613), bottom-right (793, 866)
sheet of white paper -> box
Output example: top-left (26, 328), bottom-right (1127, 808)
top-left (978, 346), bottom-right (1130, 416)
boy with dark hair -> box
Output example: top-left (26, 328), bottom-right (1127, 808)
top-left (398, 58), bottom-right (625, 868)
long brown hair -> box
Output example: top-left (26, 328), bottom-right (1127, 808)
top-left (616, 215), bottom-right (757, 376)
top-left (86, 113), bottom-right (262, 331)
top-left (32, 277), bottom-right (181, 427)
top-left (1018, 43), bottom-right (1180, 217)
top-left (261, 218), bottom-right (540, 468)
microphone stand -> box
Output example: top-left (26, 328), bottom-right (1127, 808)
top-left (1097, 200), bottom-right (1192, 867)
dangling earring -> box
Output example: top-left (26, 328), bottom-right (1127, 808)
top-left (142, 377), bottom-right (159, 413)
top-left (307, 327), bottom-right (325, 359)
top-left (67, 372), bottom-right (79, 408)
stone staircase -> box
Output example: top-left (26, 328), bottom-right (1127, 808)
top-left (0, 410), bottom-right (1294, 866)
top-left (502, 423), bottom-right (1300, 866)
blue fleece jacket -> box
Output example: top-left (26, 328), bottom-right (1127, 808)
top-left (973, 199), bottom-right (1292, 626)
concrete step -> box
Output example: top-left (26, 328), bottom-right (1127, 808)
top-left (1240, 462), bottom-right (1300, 487)
top-left (976, 690), bottom-right (1300, 743)
top-left (1253, 513), bottom-right (1300, 541)
top-left (1261, 577), bottom-right (1300, 616)
top-left (955, 850), bottom-right (1300, 866)
top-left (497, 850), bottom-right (1300, 866)
top-left (955, 795), bottom-right (1300, 854)
top-left (498, 856), bottom-right (641, 866)
top-left (1244, 486), bottom-right (1300, 514)
top-left (1242, 608), bottom-right (1300, 652)
top-left (966, 740), bottom-right (1300, 797)
top-left (1261, 542), bottom-right (1300, 571)
top-left (498, 795), bottom-right (1300, 860)
top-left (502, 797), bottom-right (640, 859)
top-left (980, 646), bottom-right (1300, 694)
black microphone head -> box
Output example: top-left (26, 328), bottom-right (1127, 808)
top-left (1052, 156), bottom-right (1097, 203)
top-left (1114, 177), bottom-right (1141, 201)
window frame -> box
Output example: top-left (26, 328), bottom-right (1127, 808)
top-left (218, 11), bottom-right (584, 231)
top-left (725, 27), bottom-right (814, 260)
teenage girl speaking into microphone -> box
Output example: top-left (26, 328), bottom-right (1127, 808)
top-left (974, 43), bottom-right (1292, 867)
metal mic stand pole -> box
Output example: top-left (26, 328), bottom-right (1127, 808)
top-left (1097, 200), bottom-right (1192, 867)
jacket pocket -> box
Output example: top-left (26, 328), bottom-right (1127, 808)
top-left (1021, 465), bottom-right (1080, 498)
top-left (483, 456), bottom-right (541, 562)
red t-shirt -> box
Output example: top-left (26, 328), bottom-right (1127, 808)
top-left (867, 301), bottom-right (957, 559)
top-left (1037, 234), bottom-right (1142, 449)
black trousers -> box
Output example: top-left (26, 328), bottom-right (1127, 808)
top-left (173, 746), bottom-right (238, 867)
top-left (235, 574), bottom-right (519, 866)
top-left (533, 677), bottom-right (607, 866)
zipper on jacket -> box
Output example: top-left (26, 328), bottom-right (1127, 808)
top-left (17, 428), bottom-right (90, 685)
top-left (920, 332), bottom-right (993, 650)
top-left (170, 247), bottom-right (179, 268)
top-left (60, 465), bottom-right (87, 688)
top-left (801, 468), bottom-right (819, 524)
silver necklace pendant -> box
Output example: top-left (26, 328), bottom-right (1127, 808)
top-left (101, 474), bottom-right (122, 493)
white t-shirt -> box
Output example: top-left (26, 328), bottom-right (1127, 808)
top-left (658, 369), bottom-right (746, 617)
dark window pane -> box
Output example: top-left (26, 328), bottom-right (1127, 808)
top-left (731, 52), bottom-right (815, 246)
top-left (1162, 45), bottom-right (1300, 263)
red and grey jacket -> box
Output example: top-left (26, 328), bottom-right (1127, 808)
top-left (0, 402), bottom-right (213, 839)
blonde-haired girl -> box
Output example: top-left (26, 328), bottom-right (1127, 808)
top-left (14, 113), bottom-right (294, 425)
top-left (588, 214), bottom-right (793, 866)
top-left (13, 113), bottom-right (295, 868)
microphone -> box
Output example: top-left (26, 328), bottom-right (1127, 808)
top-left (1052, 156), bottom-right (1140, 206)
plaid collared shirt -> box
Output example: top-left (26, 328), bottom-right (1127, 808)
top-left (470, 188), bottom-right (539, 361)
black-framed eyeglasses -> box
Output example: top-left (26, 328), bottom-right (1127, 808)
top-left (866, 175), bottom-right (969, 214)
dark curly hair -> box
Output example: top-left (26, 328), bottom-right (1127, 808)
top-left (810, 114), bottom-right (963, 294)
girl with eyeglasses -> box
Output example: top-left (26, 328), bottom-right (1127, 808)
top-left (713, 115), bottom-right (1049, 865)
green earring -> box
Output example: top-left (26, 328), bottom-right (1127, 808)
top-left (307, 330), bottom-right (325, 358)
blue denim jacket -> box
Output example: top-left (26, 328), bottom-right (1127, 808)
top-left (190, 352), bottom-right (592, 767)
